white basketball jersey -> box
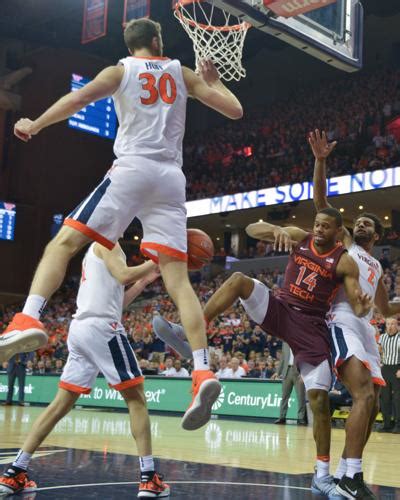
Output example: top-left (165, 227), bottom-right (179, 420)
top-left (330, 243), bottom-right (382, 322)
top-left (113, 56), bottom-right (188, 165)
top-left (74, 244), bottom-right (124, 322)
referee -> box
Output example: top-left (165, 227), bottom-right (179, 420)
top-left (379, 317), bottom-right (400, 433)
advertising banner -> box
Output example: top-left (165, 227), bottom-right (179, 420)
top-left (0, 376), bottom-right (299, 419)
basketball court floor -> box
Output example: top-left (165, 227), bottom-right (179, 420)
top-left (1, 405), bottom-right (399, 498)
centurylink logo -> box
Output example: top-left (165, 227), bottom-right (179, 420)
top-left (212, 386), bottom-right (226, 410)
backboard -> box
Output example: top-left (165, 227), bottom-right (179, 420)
top-left (207, 0), bottom-right (363, 72)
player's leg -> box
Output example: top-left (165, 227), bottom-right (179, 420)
top-left (120, 384), bottom-right (170, 498)
top-left (335, 357), bottom-right (376, 499)
top-left (300, 360), bottom-right (342, 499)
top-left (152, 273), bottom-right (258, 357)
top-left (364, 385), bottom-right (380, 442)
top-left (0, 388), bottom-right (79, 495)
top-left (97, 323), bottom-right (169, 498)
top-left (203, 272), bottom-right (256, 322)
top-left (158, 254), bottom-right (221, 430)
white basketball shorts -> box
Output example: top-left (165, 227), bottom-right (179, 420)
top-left (59, 318), bottom-right (144, 394)
top-left (329, 314), bottom-right (385, 386)
top-left (64, 156), bottom-right (188, 262)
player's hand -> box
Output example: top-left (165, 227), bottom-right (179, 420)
top-left (273, 227), bottom-right (293, 253)
top-left (14, 118), bottom-right (40, 142)
top-left (396, 369), bottom-right (400, 379)
top-left (357, 291), bottom-right (373, 317)
top-left (308, 129), bottom-right (337, 160)
top-left (144, 262), bottom-right (161, 285)
top-left (198, 59), bottom-right (220, 86)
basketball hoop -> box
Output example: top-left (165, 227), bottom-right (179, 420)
top-left (174, 0), bottom-right (251, 82)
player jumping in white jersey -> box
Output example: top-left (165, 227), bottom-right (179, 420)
top-left (0, 243), bottom-right (169, 498)
top-left (310, 130), bottom-right (400, 499)
top-left (1, 18), bottom-right (243, 430)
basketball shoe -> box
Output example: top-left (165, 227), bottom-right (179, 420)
top-left (336, 473), bottom-right (376, 499)
top-left (0, 313), bottom-right (47, 362)
top-left (311, 472), bottom-right (345, 499)
top-left (152, 316), bottom-right (192, 359)
top-left (181, 370), bottom-right (221, 431)
top-left (0, 468), bottom-right (37, 495)
top-left (138, 472), bottom-right (170, 498)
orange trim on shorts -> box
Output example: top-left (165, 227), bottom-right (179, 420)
top-left (111, 376), bottom-right (145, 391)
top-left (59, 381), bottom-right (91, 394)
top-left (64, 218), bottom-right (115, 250)
top-left (335, 356), bottom-right (386, 386)
top-left (372, 377), bottom-right (386, 387)
top-left (140, 242), bottom-right (188, 262)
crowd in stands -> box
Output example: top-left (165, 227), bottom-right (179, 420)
top-left (183, 68), bottom-right (400, 200)
top-left (1, 254), bottom-right (399, 379)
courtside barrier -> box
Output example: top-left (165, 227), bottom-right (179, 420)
top-left (0, 375), bottom-right (299, 420)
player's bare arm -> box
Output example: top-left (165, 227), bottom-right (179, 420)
top-left (182, 59), bottom-right (243, 120)
top-left (374, 277), bottom-right (400, 317)
top-left (123, 267), bottom-right (160, 308)
top-left (336, 252), bottom-right (373, 317)
top-left (309, 129), bottom-right (352, 248)
top-left (14, 65), bottom-right (124, 142)
top-left (246, 221), bottom-right (307, 252)
top-left (94, 242), bottom-right (157, 286)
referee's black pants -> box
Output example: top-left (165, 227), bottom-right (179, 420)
top-left (380, 364), bottom-right (400, 428)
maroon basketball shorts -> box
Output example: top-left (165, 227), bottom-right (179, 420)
top-left (240, 279), bottom-right (332, 392)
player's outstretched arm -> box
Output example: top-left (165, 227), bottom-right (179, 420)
top-left (309, 129), bottom-right (336, 211)
top-left (337, 253), bottom-right (373, 318)
top-left (123, 267), bottom-right (160, 308)
top-left (182, 60), bottom-right (243, 120)
top-left (94, 243), bottom-right (158, 286)
top-left (309, 129), bottom-right (352, 248)
top-left (14, 65), bottom-right (124, 142)
top-left (374, 277), bottom-right (400, 317)
top-left (246, 221), bottom-right (307, 253)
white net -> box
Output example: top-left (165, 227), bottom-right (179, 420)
top-left (174, 1), bottom-right (250, 82)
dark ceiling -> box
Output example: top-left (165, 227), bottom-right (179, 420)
top-left (1, 0), bottom-right (400, 70)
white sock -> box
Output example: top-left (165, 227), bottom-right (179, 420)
top-left (193, 348), bottom-right (210, 370)
top-left (334, 457), bottom-right (347, 480)
top-left (139, 455), bottom-right (154, 473)
top-left (346, 458), bottom-right (362, 478)
top-left (316, 458), bottom-right (330, 478)
top-left (22, 295), bottom-right (47, 320)
top-left (12, 450), bottom-right (32, 471)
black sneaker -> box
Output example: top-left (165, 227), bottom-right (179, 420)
top-left (336, 473), bottom-right (376, 499)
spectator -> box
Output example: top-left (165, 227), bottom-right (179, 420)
top-left (55, 359), bottom-right (64, 374)
top-left (230, 357), bottom-right (246, 379)
top-left (171, 359), bottom-right (190, 378)
top-left (246, 359), bottom-right (260, 378)
top-left (216, 357), bottom-right (233, 379)
top-left (34, 360), bottom-right (46, 375)
top-left (379, 317), bottom-right (400, 433)
top-left (161, 357), bottom-right (176, 376)
top-left (2, 353), bottom-right (31, 407)
top-left (26, 361), bottom-right (34, 376)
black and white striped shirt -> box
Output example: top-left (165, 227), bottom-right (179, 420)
top-left (379, 332), bottom-right (400, 365)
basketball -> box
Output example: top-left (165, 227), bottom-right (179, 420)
top-left (187, 228), bottom-right (214, 270)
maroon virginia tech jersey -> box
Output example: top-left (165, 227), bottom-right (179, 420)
top-left (279, 233), bottom-right (346, 318)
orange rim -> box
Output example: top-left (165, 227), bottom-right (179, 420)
top-left (174, 0), bottom-right (251, 32)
